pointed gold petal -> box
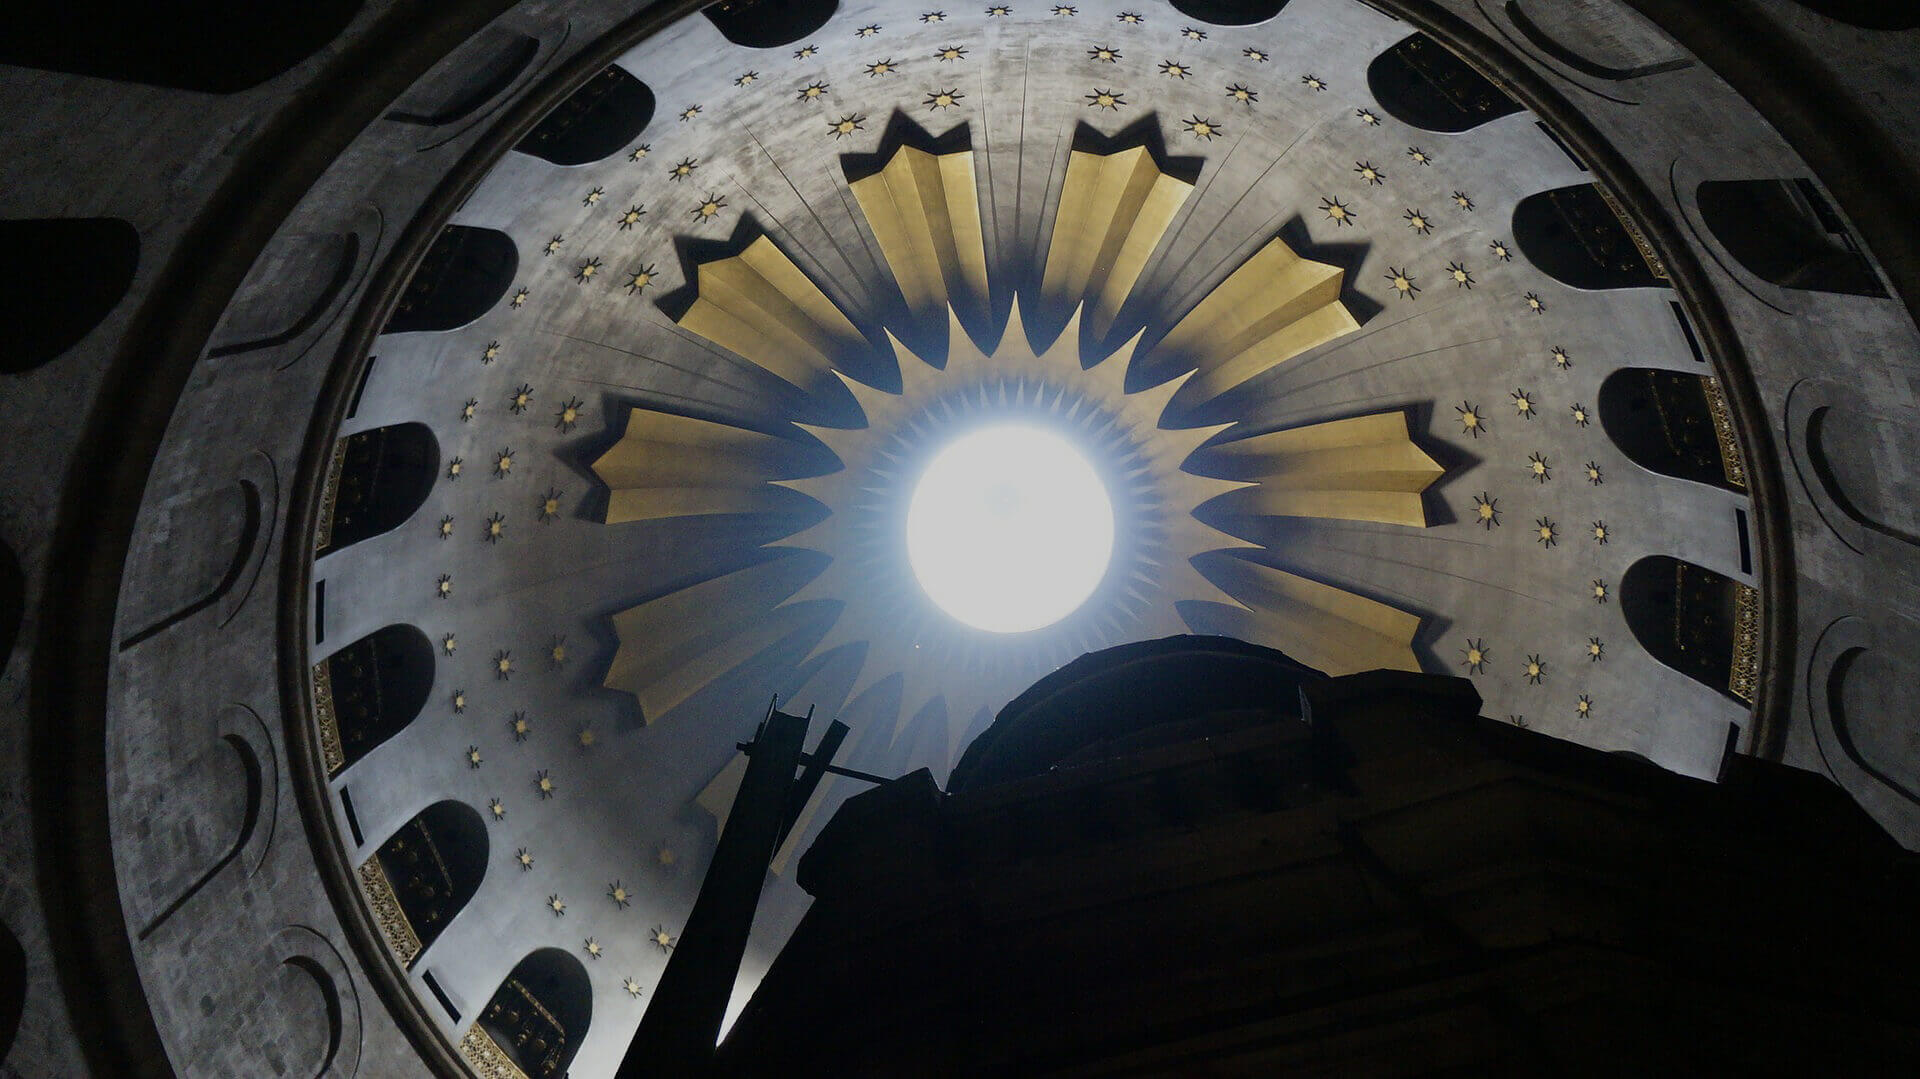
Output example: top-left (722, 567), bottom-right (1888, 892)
top-left (1209, 412), bottom-right (1443, 527)
top-left (848, 144), bottom-right (990, 326)
top-left (1041, 146), bottom-right (1193, 338)
top-left (676, 235), bottom-right (868, 392)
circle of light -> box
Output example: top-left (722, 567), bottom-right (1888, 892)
top-left (906, 424), bottom-right (1115, 634)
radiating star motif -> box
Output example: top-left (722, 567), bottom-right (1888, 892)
top-left (1181, 26), bottom-right (1207, 40)
top-left (577, 726), bottom-right (596, 749)
top-left (1489, 239), bottom-right (1512, 261)
top-left (1511, 388), bottom-right (1535, 418)
top-left (1453, 190), bottom-right (1474, 211)
top-left (793, 44), bottom-right (817, 59)
top-left (856, 23), bottom-right (880, 36)
top-left (619, 205), bottom-right (645, 230)
top-left (1052, 5), bottom-right (1076, 15)
top-left (1588, 637), bottom-right (1605, 662)
top-left (439, 515), bottom-right (455, 540)
top-left (585, 938), bottom-right (603, 959)
top-left (460, 399), bottom-right (477, 423)
top-left (510, 287), bottom-right (528, 307)
top-left (1299, 72), bottom-right (1324, 89)
top-left (936, 45), bottom-right (966, 61)
top-left (1085, 89), bottom-right (1124, 109)
top-left (452, 689), bottom-right (467, 713)
top-left (510, 712), bottom-right (532, 742)
top-left (555, 396), bottom-right (584, 432)
top-left (1551, 345), bottom-right (1571, 369)
top-left (1570, 403), bottom-right (1590, 427)
top-left (609, 881), bottom-right (632, 909)
top-left (1447, 261), bottom-right (1475, 289)
top-left (1158, 60), bottom-right (1190, 79)
top-left (798, 81), bottom-right (830, 101)
top-left (1527, 451), bottom-right (1551, 483)
top-left (626, 265), bottom-right (656, 295)
top-left (1357, 109), bottom-right (1380, 125)
top-left (1183, 115), bottom-right (1221, 140)
top-left (1535, 517), bottom-right (1558, 547)
top-left (1524, 291), bottom-right (1547, 314)
top-left (538, 488), bottom-right (563, 522)
top-left (692, 194), bottom-right (727, 222)
top-left (1089, 45), bottom-right (1120, 62)
top-left (1473, 492), bottom-right (1500, 529)
top-left (1384, 266), bottom-right (1419, 299)
top-left (509, 385), bottom-right (533, 413)
top-left (535, 769), bottom-right (555, 798)
top-left (1575, 694), bottom-right (1593, 717)
top-left (830, 113), bottom-right (868, 137)
top-left (1117, 10), bottom-right (1143, 23)
top-left (493, 447), bottom-right (515, 476)
top-left (679, 105), bottom-right (701, 122)
top-left (925, 88), bottom-right (963, 109)
top-left (1407, 146), bottom-right (1432, 165)
top-left (1404, 208), bottom-right (1432, 234)
top-left (494, 650), bottom-right (513, 678)
top-left (543, 235), bottom-right (563, 256)
top-left (549, 635), bottom-right (567, 667)
top-left (669, 158), bottom-right (698, 181)
top-left (1461, 638), bottom-right (1489, 674)
top-left (865, 58), bottom-right (898, 76)
top-left (446, 457), bottom-right (464, 480)
top-left (1225, 83), bottom-right (1256, 105)
top-left (628, 144), bottom-right (651, 161)
top-left (582, 186), bottom-right (604, 206)
top-left (483, 340), bottom-right (500, 363)
top-left (735, 70), bottom-right (759, 87)
top-left (488, 798), bottom-right (506, 820)
top-left (650, 925), bottom-right (676, 952)
top-left (466, 745), bottom-right (482, 768)
top-left (1245, 47), bottom-right (1270, 62)
top-left (517, 848), bottom-right (534, 870)
top-left (1591, 580), bottom-right (1609, 603)
top-left (443, 633), bottom-right (458, 655)
top-left (1591, 520), bottom-right (1609, 544)
top-left (987, 5), bottom-right (1011, 16)
top-left (623, 978), bottom-right (644, 998)
top-left (437, 573), bottom-right (453, 598)
top-left (1524, 654), bottom-right (1546, 684)
top-left (921, 10), bottom-right (946, 21)
top-left (1319, 195), bottom-right (1355, 226)
top-left (1457, 401), bottom-right (1486, 437)
top-left (1354, 160), bottom-right (1384, 185)
top-left (548, 894), bottom-right (566, 915)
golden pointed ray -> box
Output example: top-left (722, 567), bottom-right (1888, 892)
top-left (1153, 236), bottom-right (1361, 405)
top-left (1041, 146), bottom-right (1194, 338)
top-left (675, 235), bottom-right (867, 392)
top-left (592, 408), bottom-right (802, 522)
top-left (1205, 560), bottom-right (1422, 676)
top-left (1209, 412), bottom-right (1444, 528)
top-left (848, 144), bottom-right (991, 325)
top-left (604, 557), bottom-right (819, 722)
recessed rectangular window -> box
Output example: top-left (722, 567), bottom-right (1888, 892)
top-left (423, 970), bottom-right (461, 1022)
top-left (314, 579), bottom-right (326, 643)
top-left (1671, 301), bottom-right (1705, 363)
top-left (339, 786), bottom-right (363, 846)
top-left (346, 356), bottom-right (376, 418)
top-left (1736, 507), bottom-right (1752, 576)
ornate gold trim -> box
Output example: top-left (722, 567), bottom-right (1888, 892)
top-left (459, 1024), bottom-right (532, 1079)
top-left (313, 659), bottom-right (345, 775)
top-left (1730, 582), bottom-right (1760, 705)
top-left (358, 856), bottom-right (423, 968)
top-left (1594, 181), bottom-right (1668, 281)
top-left (313, 436), bottom-right (347, 552)
top-left (1700, 375), bottom-right (1748, 490)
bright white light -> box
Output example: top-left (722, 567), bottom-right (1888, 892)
top-left (906, 424), bottom-right (1114, 633)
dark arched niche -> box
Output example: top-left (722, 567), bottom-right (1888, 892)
top-left (1622, 556), bottom-right (1757, 704)
top-left (515, 66), bottom-right (656, 167)
top-left (476, 949), bottom-right (593, 1079)
top-left (318, 624), bottom-right (435, 775)
top-left (317, 422), bottom-right (439, 555)
top-left (1, 218), bottom-right (138, 373)
top-left (2, 3), bottom-right (363, 92)
top-left (1366, 33), bottom-right (1523, 133)
top-left (0, 920), bottom-right (23, 1062)
top-left (1169, 0), bottom-right (1289, 25)
top-left (1788, 1), bottom-right (1920, 30)
top-left (384, 225), bottom-right (517, 334)
top-left (0, 541), bottom-right (21, 679)
top-left (1598, 368), bottom-right (1743, 492)
top-left (703, 0), bottom-right (838, 48)
top-left (370, 801), bottom-right (487, 965)
top-left (1698, 179), bottom-right (1887, 297)
top-left (1513, 184), bottom-right (1666, 290)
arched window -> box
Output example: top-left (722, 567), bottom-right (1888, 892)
top-left (2, 3), bottom-right (363, 92)
top-left (316, 422), bottom-right (439, 555)
top-left (0, 541), bottom-right (21, 679)
top-left (314, 625), bottom-right (435, 776)
top-left (1598, 368), bottom-right (1745, 492)
top-left (703, 0), bottom-right (838, 48)
top-left (384, 226), bottom-right (517, 334)
top-left (1, 218), bottom-right (139, 373)
top-left (1366, 33), bottom-right (1523, 133)
top-left (1169, 0), bottom-right (1289, 25)
top-left (1697, 179), bottom-right (1886, 298)
top-left (464, 949), bottom-right (593, 1079)
top-left (1513, 184), bottom-right (1667, 290)
top-left (515, 66), bottom-right (656, 167)
top-left (1622, 556), bottom-right (1760, 704)
top-left (360, 801), bottom-right (487, 968)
